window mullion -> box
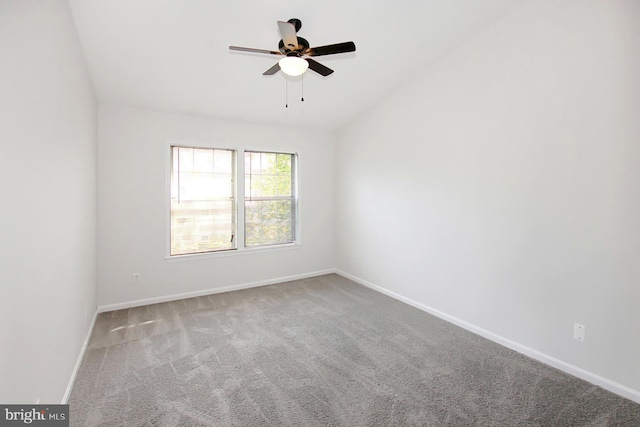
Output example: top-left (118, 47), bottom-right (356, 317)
top-left (237, 149), bottom-right (246, 250)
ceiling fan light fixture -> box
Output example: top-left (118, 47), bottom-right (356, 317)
top-left (279, 56), bottom-right (308, 76)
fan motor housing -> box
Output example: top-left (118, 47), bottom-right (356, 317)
top-left (279, 37), bottom-right (309, 54)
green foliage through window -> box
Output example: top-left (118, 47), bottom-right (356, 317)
top-left (245, 151), bottom-right (296, 247)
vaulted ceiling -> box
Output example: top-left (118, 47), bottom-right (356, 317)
top-left (69, 0), bottom-right (525, 131)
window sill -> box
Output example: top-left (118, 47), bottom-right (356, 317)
top-left (165, 242), bottom-right (301, 262)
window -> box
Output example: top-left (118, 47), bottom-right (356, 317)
top-left (169, 146), bottom-right (297, 256)
top-left (170, 146), bottom-right (236, 255)
top-left (245, 151), bottom-right (296, 247)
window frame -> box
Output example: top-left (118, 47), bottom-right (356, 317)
top-left (165, 140), bottom-right (301, 261)
top-left (244, 150), bottom-right (298, 249)
top-left (169, 145), bottom-right (237, 256)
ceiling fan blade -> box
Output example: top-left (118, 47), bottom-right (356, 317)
top-left (277, 21), bottom-right (299, 51)
top-left (229, 46), bottom-right (282, 56)
top-left (305, 41), bottom-right (356, 57)
top-left (306, 58), bottom-right (334, 76)
top-left (263, 63), bottom-right (281, 75)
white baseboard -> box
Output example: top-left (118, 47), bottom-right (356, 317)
top-left (97, 269), bottom-right (337, 313)
top-left (62, 309), bottom-right (98, 404)
top-left (335, 269), bottom-right (640, 405)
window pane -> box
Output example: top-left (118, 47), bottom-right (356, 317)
top-left (171, 147), bottom-right (236, 255)
top-left (245, 151), bottom-right (292, 199)
top-left (244, 199), bottom-right (294, 247)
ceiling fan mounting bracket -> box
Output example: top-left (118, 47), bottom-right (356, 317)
top-left (287, 18), bottom-right (302, 33)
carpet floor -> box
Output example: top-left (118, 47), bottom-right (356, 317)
top-left (69, 274), bottom-right (640, 426)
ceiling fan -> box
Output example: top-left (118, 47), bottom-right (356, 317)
top-left (229, 18), bottom-right (356, 77)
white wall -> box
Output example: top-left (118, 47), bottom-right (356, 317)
top-left (336, 0), bottom-right (640, 399)
top-left (97, 105), bottom-right (336, 307)
top-left (0, 0), bottom-right (97, 403)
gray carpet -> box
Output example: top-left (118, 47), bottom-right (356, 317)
top-left (69, 274), bottom-right (640, 426)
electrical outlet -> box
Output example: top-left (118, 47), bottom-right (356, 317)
top-left (133, 273), bottom-right (141, 283)
top-left (574, 323), bottom-right (586, 342)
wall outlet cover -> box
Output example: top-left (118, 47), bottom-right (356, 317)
top-left (574, 323), bottom-right (586, 342)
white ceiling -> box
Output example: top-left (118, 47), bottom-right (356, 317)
top-left (69, 0), bottom-right (524, 131)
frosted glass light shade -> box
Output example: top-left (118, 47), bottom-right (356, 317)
top-left (279, 56), bottom-right (309, 76)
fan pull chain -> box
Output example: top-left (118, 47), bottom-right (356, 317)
top-left (301, 74), bottom-right (304, 102)
top-left (285, 77), bottom-right (288, 108)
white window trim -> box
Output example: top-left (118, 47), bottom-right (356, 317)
top-left (164, 140), bottom-right (302, 261)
